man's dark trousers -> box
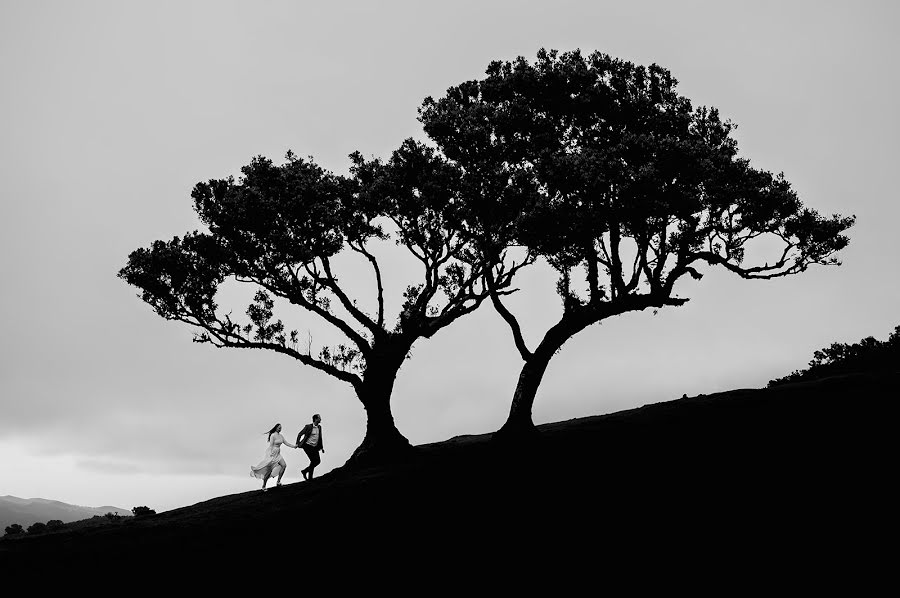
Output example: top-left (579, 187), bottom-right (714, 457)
top-left (303, 445), bottom-right (321, 471)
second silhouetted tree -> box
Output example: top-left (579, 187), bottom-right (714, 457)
top-left (420, 49), bottom-right (855, 439)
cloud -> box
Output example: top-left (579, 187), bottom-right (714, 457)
top-left (75, 459), bottom-right (142, 475)
top-left (5, 363), bottom-right (370, 478)
top-left (75, 457), bottom-right (234, 476)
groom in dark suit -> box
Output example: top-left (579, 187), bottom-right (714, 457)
top-left (296, 414), bottom-right (324, 480)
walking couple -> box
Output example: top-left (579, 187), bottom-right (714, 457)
top-left (250, 414), bottom-right (324, 491)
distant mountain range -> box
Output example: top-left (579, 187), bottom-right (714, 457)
top-left (1, 495), bottom-right (131, 530)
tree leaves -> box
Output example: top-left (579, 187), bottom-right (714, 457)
top-left (246, 291), bottom-right (284, 343)
top-left (420, 48), bottom-right (855, 305)
top-left (118, 232), bottom-right (228, 322)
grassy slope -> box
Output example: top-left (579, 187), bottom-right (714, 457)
top-left (1, 372), bottom-right (893, 580)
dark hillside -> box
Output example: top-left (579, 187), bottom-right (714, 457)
top-left (2, 372), bottom-right (893, 581)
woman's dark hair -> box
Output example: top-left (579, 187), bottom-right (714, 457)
top-left (265, 423), bottom-right (281, 442)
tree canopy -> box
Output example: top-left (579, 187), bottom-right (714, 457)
top-left (420, 48), bottom-right (855, 436)
top-left (120, 141), bottom-right (525, 464)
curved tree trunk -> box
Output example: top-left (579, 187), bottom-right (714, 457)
top-left (494, 314), bottom-right (590, 444)
top-left (493, 351), bottom-right (551, 443)
top-left (345, 349), bottom-right (414, 467)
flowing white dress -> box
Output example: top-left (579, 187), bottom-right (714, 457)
top-left (250, 433), bottom-right (287, 480)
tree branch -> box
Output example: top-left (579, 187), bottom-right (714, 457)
top-left (586, 243), bottom-right (601, 303)
top-left (176, 311), bottom-right (362, 388)
top-left (320, 256), bottom-right (381, 336)
top-left (485, 267), bottom-right (532, 360)
top-left (652, 221), bottom-right (668, 283)
top-left (348, 241), bottom-right (385, 329)
top-left (625, 238), bottom-right (644, 292)
top-left (608, 225), bottom-right (626, 297)
top-left (689, 251), bottom-right (806, 279)
top-left (236, 271), bottom-right (372, 357)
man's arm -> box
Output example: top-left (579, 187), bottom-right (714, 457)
top-left (296, 424), bottom-right (310, 447)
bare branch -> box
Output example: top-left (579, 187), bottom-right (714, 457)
top-left (175, 311), bottom-right (362, 387)
top-left (689, 251), bottom-right (806, 280)
top-left (586, 244), bottom-right (601, 302)
top-left (652, 221), bottom-right (669, 283)
top-left (485, 267), bottom-right (532, 360)
top-left (625, 238), bottom-right (643, 292)
top-left (320, 257), bottom-right (381, 336)
top-left (348, 241), bottom-right (385, 329)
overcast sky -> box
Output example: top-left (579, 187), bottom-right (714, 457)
top-left (1, 0), bottom-right (897, 513)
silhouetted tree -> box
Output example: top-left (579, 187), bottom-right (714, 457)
top-left (26, 522), bottom-right (46, 535)
top-left (131, 506), bottom-right (156, 518)
top-left (46, 519), bottom-right (64, 529)
top-left (420, 49), bottom-right (855, 439)
top-left (120, 142), bottom-right (525, 465)
top-left (4, 523), bottom-right (24, 536)
top-left (769, 325), bottom-right (900, 386)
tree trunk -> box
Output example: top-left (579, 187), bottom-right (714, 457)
top-left (494, 315), bottom-right (588, 444)
top-left (345, 351), bottom-right (414, 467)
top-left (493, 349), bottom-right (554, 443)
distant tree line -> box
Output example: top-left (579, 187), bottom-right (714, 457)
top-left (3, 507), bottom-right (153, 538)
top-left (4, 520), bottom-right (63, 537)
top-left (120, 48), bottom-right (855, 464)
top-left (768, 325), bottom-right (900, 387)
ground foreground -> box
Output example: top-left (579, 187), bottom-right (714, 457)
top-left (1, 372), bottom-right (893, 584)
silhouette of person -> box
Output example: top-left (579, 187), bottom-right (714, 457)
top-left (296, 414), bottom-right (324, 480)
top-left (250, 423), bottom-right (296, 491)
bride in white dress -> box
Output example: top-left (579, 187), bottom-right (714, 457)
top-left (251, 423), bottom-right (296, 490)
